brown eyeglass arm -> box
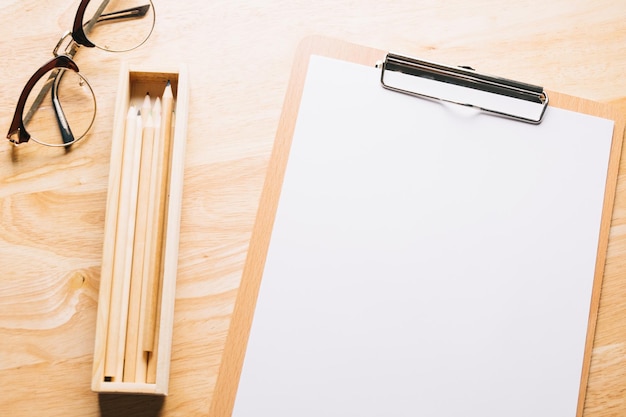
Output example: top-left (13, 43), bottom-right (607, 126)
top-left (72, 0), bottom-right (151, 48)
top-left (72, 0), bottom-right (111, 48)
top-left (6, 55), bottom-right (79, 144)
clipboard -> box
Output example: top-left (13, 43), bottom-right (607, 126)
top-left (209, 36), bottom-right (624, 417)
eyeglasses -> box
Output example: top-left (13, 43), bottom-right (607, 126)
top-left (6, 0), bottom-right (155, 148)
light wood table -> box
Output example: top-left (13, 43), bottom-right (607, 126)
top-left (1, 1), bottom-right (625, 416)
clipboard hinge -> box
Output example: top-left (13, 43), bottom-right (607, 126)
top-left (379, 52), bottom-right (549, 124)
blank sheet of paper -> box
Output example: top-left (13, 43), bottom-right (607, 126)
top-left (232, 55), bottom-right (614, 417)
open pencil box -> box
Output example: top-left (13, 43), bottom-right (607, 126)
top-left (92, 62), bottom-right (189, 395)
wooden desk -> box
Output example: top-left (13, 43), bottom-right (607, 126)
top-left (1, 1), bottom-right (625, 415)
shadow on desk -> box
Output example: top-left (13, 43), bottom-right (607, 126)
top-left (98, 394), bottom-right (165, 417)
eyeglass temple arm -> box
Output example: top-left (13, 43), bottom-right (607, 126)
top-left (90, 5), bottom-right (151, 23)
top-left (7, 56), bottom-right (79, 144)
top-left (72, 0), bottom-right (151, 48)
top-left (51, 71), bottom-right (75, 145)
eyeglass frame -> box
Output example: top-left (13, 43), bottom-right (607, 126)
top-left (6, 0), bottom-right (155, 147)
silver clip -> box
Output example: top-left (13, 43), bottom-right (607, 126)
top-left (379, 52), bottom-right (549, 124)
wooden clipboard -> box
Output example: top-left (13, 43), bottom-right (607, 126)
top-left (209, 36), bottom-right (625, 417)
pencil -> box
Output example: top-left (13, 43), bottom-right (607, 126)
top-left (112, 110), bottom-right (144, 380)
top-left (123, 109), bottom-right (155, 382)
top-left (104, 105), bottom-right (136, 381)
top-left (130, 98), bottom-right (161, 382)
top-left (145, 81), bottom-right (174, 383)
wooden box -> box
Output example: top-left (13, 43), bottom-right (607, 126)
top-left (92, 63), bottom-right (189, 395)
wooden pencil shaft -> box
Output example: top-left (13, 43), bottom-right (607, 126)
top-left (143, 82), bottom-right (174, 354)
top-left (98, 103), bottom-right (129, 381)
top-left (135, 115), bottom-right (156, 382)
top-left (139, 133), bottom-right (161, 356)
top-left (123, 109), bottom-right (155, 383)
top-left (145, 83), bottom-right (174, 384)
top-left (104, 106), bottom-right (137, 380)
top-left (112, 112), bottom-right (144, 381)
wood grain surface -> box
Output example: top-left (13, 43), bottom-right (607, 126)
top-left (0, 1), bottom-right (625, 416)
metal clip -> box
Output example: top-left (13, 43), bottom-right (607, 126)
top-left (379, 52), bottom-right (549, 124)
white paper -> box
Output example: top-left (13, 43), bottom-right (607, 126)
top-left (232, 55), bottom-right (614, 417)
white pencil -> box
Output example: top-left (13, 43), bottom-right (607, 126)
top-left (104, 105), bottom-right (136, 381)
top-left (145, 81), bottom-right (174, 383)
top-left (124, 112), bottom-right (155, 382)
